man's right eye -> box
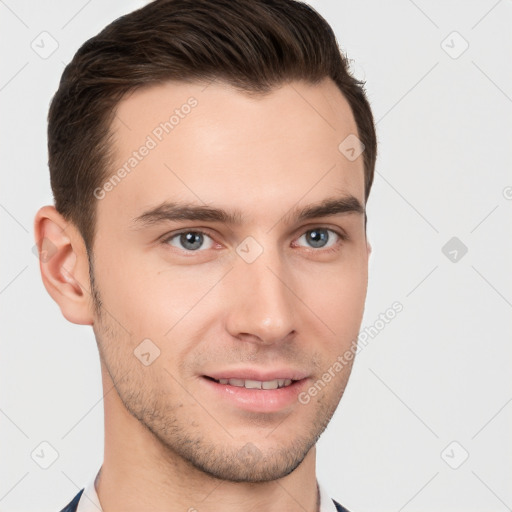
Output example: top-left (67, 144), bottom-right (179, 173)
top-left (162, 230), bottom-right (216, 252)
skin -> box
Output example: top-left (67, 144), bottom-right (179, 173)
top-left (35, 78), bottom-right (371, 512)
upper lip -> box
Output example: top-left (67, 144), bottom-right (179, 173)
top-left (204, 368), bottom-right (309, 382)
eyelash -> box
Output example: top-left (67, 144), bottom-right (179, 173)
top-left (160, 227), bottom-right (349, 255)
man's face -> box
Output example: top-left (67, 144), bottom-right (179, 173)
top-left (90, 78), bottom-right (370, 482)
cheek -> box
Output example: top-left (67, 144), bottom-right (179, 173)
top-left (95, 251), bottom-right (218, 340)
top-left (303, 256), bottom-right (367, 339)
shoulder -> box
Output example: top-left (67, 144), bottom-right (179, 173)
top-left (58, 488), bottom-right (84, 512)
top-left (332, 498), bottom-right (353, 512)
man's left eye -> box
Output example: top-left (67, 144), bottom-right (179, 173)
top-left (295, 228), bottom-right (343, 250)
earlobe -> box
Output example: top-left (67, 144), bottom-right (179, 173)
top-left (33, 205), bottom-right (94, 325)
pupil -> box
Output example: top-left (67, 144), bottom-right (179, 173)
top-left (181, 232), bottom-right (203, 250)
top-left (308, 229), bottom-right (328, 248)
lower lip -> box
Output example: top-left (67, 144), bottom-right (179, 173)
top-left (201, 376), bottom-right (309, 413)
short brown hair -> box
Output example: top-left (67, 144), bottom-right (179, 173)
top-left (48, 0), bottom-right (377, 252)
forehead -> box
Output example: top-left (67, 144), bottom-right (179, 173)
top-left (100, 79), bottom-right (364, 228)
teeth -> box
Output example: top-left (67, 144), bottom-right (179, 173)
top-left (245, 379), bottom-right (262, 389)
top-left (216, 378), bottom-right (293, 389)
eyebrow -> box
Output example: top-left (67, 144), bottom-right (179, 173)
top-left (130, 195), bottom-right (365, 229)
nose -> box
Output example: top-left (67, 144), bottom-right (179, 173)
top-left (224, 250), bottom-right (297, 346)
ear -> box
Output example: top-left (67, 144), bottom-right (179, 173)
top-left (33, 205), bottom-right (94, 325)
top-left (366, 238), bottom-right (372, 257)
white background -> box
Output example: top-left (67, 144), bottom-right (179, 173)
top-left (0, 1), bottom-right (511, 511)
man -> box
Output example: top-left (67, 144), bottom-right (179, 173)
top-left (34, 0), bottom-right (377, 510)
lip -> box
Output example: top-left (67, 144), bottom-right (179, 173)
top-left (201, 375), bottom-right (310, 413)
top-left (204, 368), bottom-right (310, 381)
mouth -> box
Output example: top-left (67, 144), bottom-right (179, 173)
top-left (201, 374), bottom-right (309, 412)
top-left (203, 375), bottom-right (297, 390)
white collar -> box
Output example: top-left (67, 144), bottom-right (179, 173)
top-left (77, 468), bottom-right (338, 512)
top-left (75, 468), bottom-right (101, 512)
